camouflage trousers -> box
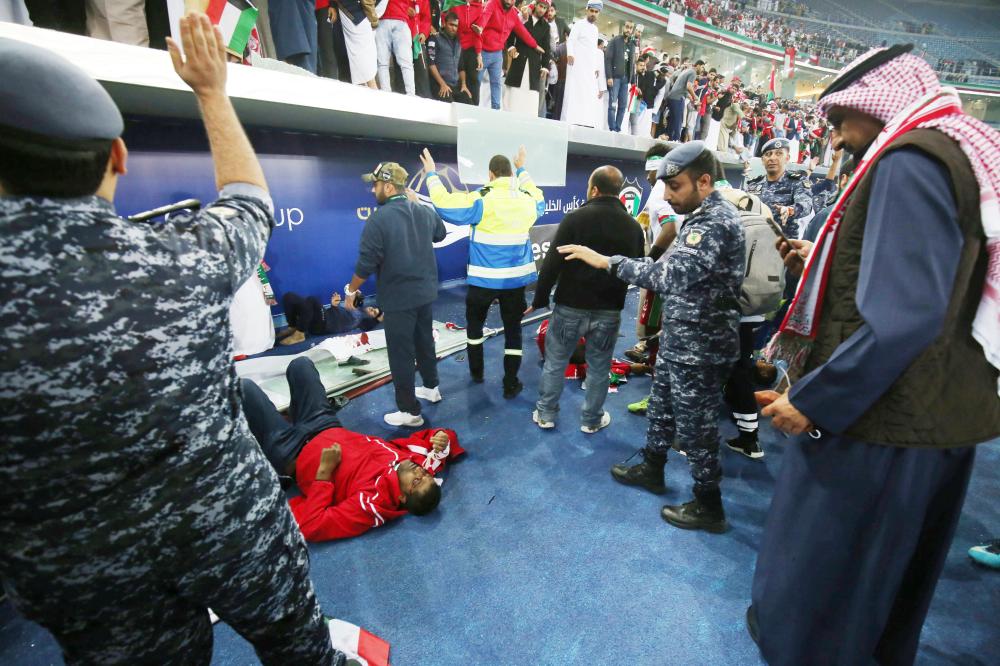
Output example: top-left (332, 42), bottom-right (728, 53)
top-left (1, 438), bottom-right (341, 666)
top-left (644, 357), bottom-right (730, 498)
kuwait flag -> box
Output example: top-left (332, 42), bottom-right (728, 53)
top-left (328, 618), bottom-right (391, 666)
top-left (767, 64), bottom-right (776, 101)
top-left (206, 0), bottom-right (259, 57)
top-left (440, 0), bottom-right (467, 12)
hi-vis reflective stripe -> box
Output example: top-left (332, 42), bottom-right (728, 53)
top-left (472, 231), bottom-right (531, 246)
top-left (504, 349), bottom-right (523, 356)
top-left (466, 263), bottom-right (536, 279)
top-left (466, 336), bottom-right (487, 345)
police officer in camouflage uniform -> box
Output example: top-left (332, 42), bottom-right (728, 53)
top-left (744, 137), bottom-right (814, 238)
top-left (0, 15), bottom-right (342, 665)
top-left (558, 141), bottom-right (746, 533)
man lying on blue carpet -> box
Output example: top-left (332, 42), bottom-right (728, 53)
top-left (242, 357), bottom-right (464, 541)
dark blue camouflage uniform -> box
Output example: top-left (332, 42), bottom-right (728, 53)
top-left (745, 170), bottom-right (814, 239)
top-left (611, 190), bottom-right (745, 499)
top-left (806, 175), bottom-right (839, 217)
top-left (0, 187), bottom-right (341, 665)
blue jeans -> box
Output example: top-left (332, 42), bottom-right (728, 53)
top-left (481, 49), bottom-right (503, 109)
top-left (241, 357), bottom-right (343, 476)
top-left (536, 305), bottom-right (621, 428)
top-left (375, 19), bottom-right (414, 95)
top-left (666, 97), bottom-right (685, 141)
top-left (608, 77), bottom-right (629, 131)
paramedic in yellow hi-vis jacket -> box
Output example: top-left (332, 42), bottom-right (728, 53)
top-left (419, 146), bottom-right (545, 399)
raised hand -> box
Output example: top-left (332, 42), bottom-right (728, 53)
top-left (419, 148), bottom-right (437, 174)
top-left (166, 13), bottom-right (228, 97)
top-left (513, 145), bottom-right (527, 170)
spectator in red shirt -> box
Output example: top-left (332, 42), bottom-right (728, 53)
top-left (242, 357), bottom-right (465, 541)
top-left (472, 0), bottom-right (543, 109)
top-left (450, 0), bottom-right (487, 105)
top-left (376, 0), bottom-right (428, 95)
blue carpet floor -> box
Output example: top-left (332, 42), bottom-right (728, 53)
top-left (2, 286), bottom-right (998, 665)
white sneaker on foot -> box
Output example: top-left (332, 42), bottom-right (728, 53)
top-left (581, 411), bottom-right (611, 434)
top-left (533, 410), bottom-right (555, 429)
top-left (415, 386), bottom-right (442, 403)
top-left (384, 411), bottom-right (425, 427)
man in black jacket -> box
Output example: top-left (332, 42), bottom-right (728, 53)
top-left (504, 0), bottom-right (552, 117)
top-left (529, 166), bottom-right (645, 433)
top-left (604, 20), bottom-right (635, 132)
top-left (632, 53), bottom-right (664, 136)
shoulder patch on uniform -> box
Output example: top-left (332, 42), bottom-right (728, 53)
top-left (787, 171), bottom-right (805, 180)
top-left (206, 205), bottom-right (239, 218)
top-left (685, 231), bottom-right (703, 246)
top-left (747, 175), bottom-right (764, 183)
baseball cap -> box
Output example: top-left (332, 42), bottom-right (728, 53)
top-left (362, 162), bottom-right (408, 186)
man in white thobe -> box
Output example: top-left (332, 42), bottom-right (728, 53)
top-left (559, 0), bottom-right (602, 127)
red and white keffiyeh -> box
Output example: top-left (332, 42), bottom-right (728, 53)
top-left (769, 50), bottom-right (1000, 393)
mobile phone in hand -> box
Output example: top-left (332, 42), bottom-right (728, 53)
top-left (765, 215), bottom-right (792, 247)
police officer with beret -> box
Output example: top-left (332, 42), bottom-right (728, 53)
top-left (745, 137), bottom-right (814, 238)
top-left (558, 141), bottom-right (746, 533)
top-left (0, 14), bottom-right (342, 665)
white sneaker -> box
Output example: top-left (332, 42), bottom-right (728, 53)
top-left (415, 386), bottom-right (443, 403)
top-left (581, 411), bottom-right (611, 434)
top-left (384, 411), bottom-right (425, 427)
top-left (532, 409), bottom-right (555, 429)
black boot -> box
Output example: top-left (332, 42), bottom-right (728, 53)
top-left (610, 451), bottom-right (667, 494)
top-left (660, 491), bottom-right (728, 533)
top-left (502, 377), bottom-right (523, 399)
top-left (467, 344), bottom-right (484, 383)
top-left (727, 431), bottom-right (764, 460)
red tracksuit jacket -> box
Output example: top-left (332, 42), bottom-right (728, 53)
top-left (289, 427), bottom-right (464, 541)
top-left (474, 0), bottom-right (538, 53)
top-left (451, 0), bottom-right (487, 53)
top-left (381, 0), bottom-right (431, 39)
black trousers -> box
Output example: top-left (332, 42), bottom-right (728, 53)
top-left (465, 285), bottom-right (526, 388)
top-left (383, 303), bottom-right (439, 415)
top-left (242, 357), bottom-right (342, 476)
top-left (282, 293), bottom-right (326, 336)
top-left (724, 321), bottom-right (760, 435)
top-left (414, 51), bottom-right (432, 99)
top-left (315, 8), bottom-right (340, 80)
top-left (457, 49), bottom-right (480, 106)
top-left (752, 436), bottom-right (976, 666)
top-left (24, 0), bottom-right (85, 34)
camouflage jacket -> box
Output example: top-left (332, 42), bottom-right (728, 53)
top-left (745, 170), bottom-right (813, 238)
top-left (612, 190), bottom-right (745, 365)
top-left (0, 186), bottom-right (273, 544)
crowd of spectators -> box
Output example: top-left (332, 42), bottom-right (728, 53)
top-left (654, 0), bottom-right (866, 66)
top-left (6, 0), bottom-right (981, 156)
top-left (937, 58), bottom-right (1000, 82)
top-left (632, 51), bottom-right (832, 166)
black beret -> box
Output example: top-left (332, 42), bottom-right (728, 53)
top-left (0, 37), bottom-right (123, 142)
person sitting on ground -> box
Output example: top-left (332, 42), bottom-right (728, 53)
top-left (242, 357), bottom-right (465, 541)
top-left (279, 290), bottom-right (384, 345)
